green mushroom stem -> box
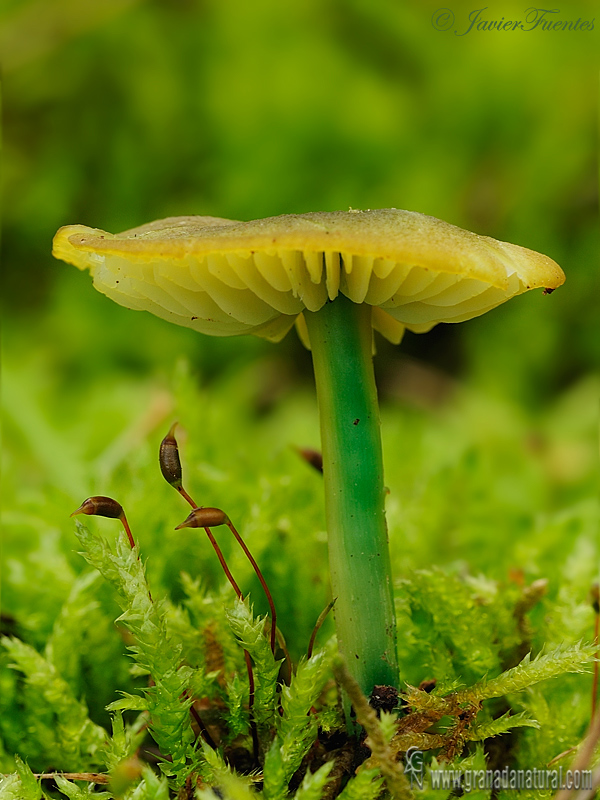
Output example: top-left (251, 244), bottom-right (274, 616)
top-left (304, 293), bottom-right (398, 694)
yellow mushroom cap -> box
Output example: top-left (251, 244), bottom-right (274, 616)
top-left (52, 209), bottom-right (565, 344)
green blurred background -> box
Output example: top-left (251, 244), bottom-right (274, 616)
top-left (2, 0), bottom-right (598, 397)
top-left (1, 0), bottom-right (598, 654)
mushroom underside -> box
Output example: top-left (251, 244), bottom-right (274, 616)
top-left (82, 248), bottom-right (527, 341)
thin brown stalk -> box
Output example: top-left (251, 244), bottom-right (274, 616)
top-left (177, 485), bottom-right (197, 510)
top-left (226, 519), bottom-right (277, 655)
top-left (307, 598), bottom-right (336, 659)
top-left (34, 773), bottom-right (109, 784)
top-left (276, 626), bottom-right (294, 684)
top-left (175, 485), bottom-right (258, 761)
top-left (203, 526), bottom-right (243, 599)
top-left (592, 598), bottom-right (599, 719)
top-left (187, 693), bottom-right (217, 749)
top-left (553, 707), bottom-right (600, 800)
top-left (120, 512), bottom-right (136, 550)
top-left (201, 527), bottom-right (258, 760)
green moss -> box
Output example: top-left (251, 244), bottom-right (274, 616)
top-left (2, 341), bottom-right (597, 797)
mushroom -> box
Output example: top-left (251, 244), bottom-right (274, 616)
top-left (52, 209), bottom-right (565, 695)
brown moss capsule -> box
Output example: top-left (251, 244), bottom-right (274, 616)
top-left (70, 495), bottom-right (136, 550)
top-left (159, 422), bottom-right (183, 490)
top-left (175, 507), bottom-right (229, 530)
top-left (296, 446), bottom-right (323, 474)
top-left (71, 496), bottom-right (124, 519)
